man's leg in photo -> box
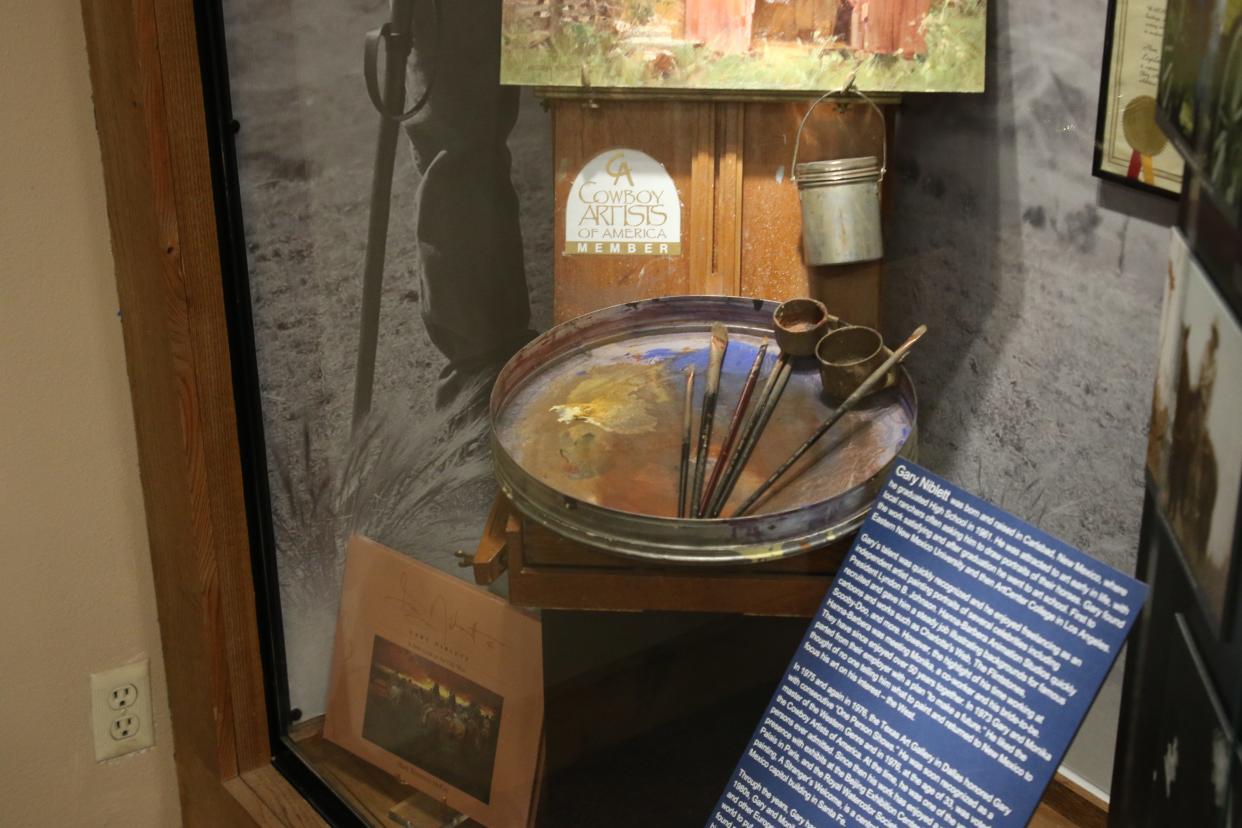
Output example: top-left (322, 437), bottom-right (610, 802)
top-left (405, 0), bottom-right (533, 406)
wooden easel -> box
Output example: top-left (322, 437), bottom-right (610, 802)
top-left (547, 92), bottom-right (894, 328)
top-left (472, 91), bottom-right (895, 616)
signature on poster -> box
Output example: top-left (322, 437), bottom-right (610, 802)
top-left (384, 574), bottom-right (510, 655)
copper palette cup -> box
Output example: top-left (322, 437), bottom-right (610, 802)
top-left (773, 298), bottom-right (834, 356)
top-left (815, 324), bottom-right (897, 404)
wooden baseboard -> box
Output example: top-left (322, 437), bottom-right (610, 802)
top-left (1040, 774), bottom-right (1108, 828)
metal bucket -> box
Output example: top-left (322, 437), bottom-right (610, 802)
top-left (795, 157), bottom-right (883, 265)
top-left (791, 90), bottom-right (887, 266)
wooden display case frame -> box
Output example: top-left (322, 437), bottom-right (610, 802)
top-left (79, 1), bottom-right (1110, 825)
top-left (80, 0), bottom-right (307, 822)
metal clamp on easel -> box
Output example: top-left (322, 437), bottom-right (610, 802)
top-left (790, 74), bottom-right (887, 266)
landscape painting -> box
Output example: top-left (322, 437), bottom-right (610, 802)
top-left (362, 636), bottom-right (504, 804)
top-left (1204, 0), bottom-right (1242, 223)
top-left (1156, 0), bottom-right (1218, 164)
top-left (500, 0), bottom-right (987, 93)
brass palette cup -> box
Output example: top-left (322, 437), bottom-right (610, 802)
top-left (773, 298), bottom-right (833, 356)
top-left (815, 325), bottom-right (897, 404)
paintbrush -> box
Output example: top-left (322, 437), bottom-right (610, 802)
top-left (704, 348), bottom-right (785, 518)
top-left (699, 342), bottom-right (768, 516)
top-left (733, 325), bottom-right (928, 517)
top-left (690, 323), bottom-right (729, 518)
top-left (708, 354), bottom-right (793, 517)
top-left (708, 297), bottom-right (832, 515)
top-left (677, 366), bottom-right (695, 518)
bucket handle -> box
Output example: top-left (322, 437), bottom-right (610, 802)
top-left (790, 75), bottom-right (887, 184)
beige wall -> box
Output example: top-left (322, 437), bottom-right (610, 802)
top-left (0, 1), bottom-right (181, 825)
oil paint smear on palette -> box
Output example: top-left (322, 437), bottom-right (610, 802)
top-left (498, 332), bottom-right (913, 518)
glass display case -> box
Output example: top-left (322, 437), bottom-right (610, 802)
top-left (79, 0), bottom-right (1241, 825)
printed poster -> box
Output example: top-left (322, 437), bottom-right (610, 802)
top-left (325, 536), bottom-right (543, 828)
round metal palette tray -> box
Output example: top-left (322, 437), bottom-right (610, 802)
top-left (490, 295), bottom-right (918, 565)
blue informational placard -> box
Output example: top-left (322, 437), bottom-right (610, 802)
top-left (707, 461), bottom-right (1148, 828)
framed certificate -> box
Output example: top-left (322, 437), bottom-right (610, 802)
top-left (1094, 0), bottom-right (1184, 196)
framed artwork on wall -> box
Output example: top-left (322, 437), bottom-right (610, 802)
top-left (1155, 0), bottom-right (1217, 166)
top-left (1146, 615), bottom-right (1235, 826)
top-left (1148, 231), bottom-right (1242, 635)
top-left (1201, 5), bottom-right (1242, 227)
top-left (1153, 0), bottom-right (1242, 228)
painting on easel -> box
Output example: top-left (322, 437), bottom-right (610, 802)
top-left (500, 0), bottom-right (986, 92)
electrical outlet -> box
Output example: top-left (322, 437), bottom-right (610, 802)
top-left (90, 660), bottom-right (154, 761)
top-left (110, 714), bottom-right (140, 740)
top-left (108, 683), bottom-right (138, 710)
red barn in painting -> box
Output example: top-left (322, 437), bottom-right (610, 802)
top-left (851, 0), bottom-right (932, 56)
top-left (685, 0), bottom-right (757, 53)
top-left (747, 0), bottom-right (933, 57)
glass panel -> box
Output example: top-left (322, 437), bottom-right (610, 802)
top-left (223, 0), bottom-right (552, 715)
top-left (208, 0), bottom-right (1232, 825)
